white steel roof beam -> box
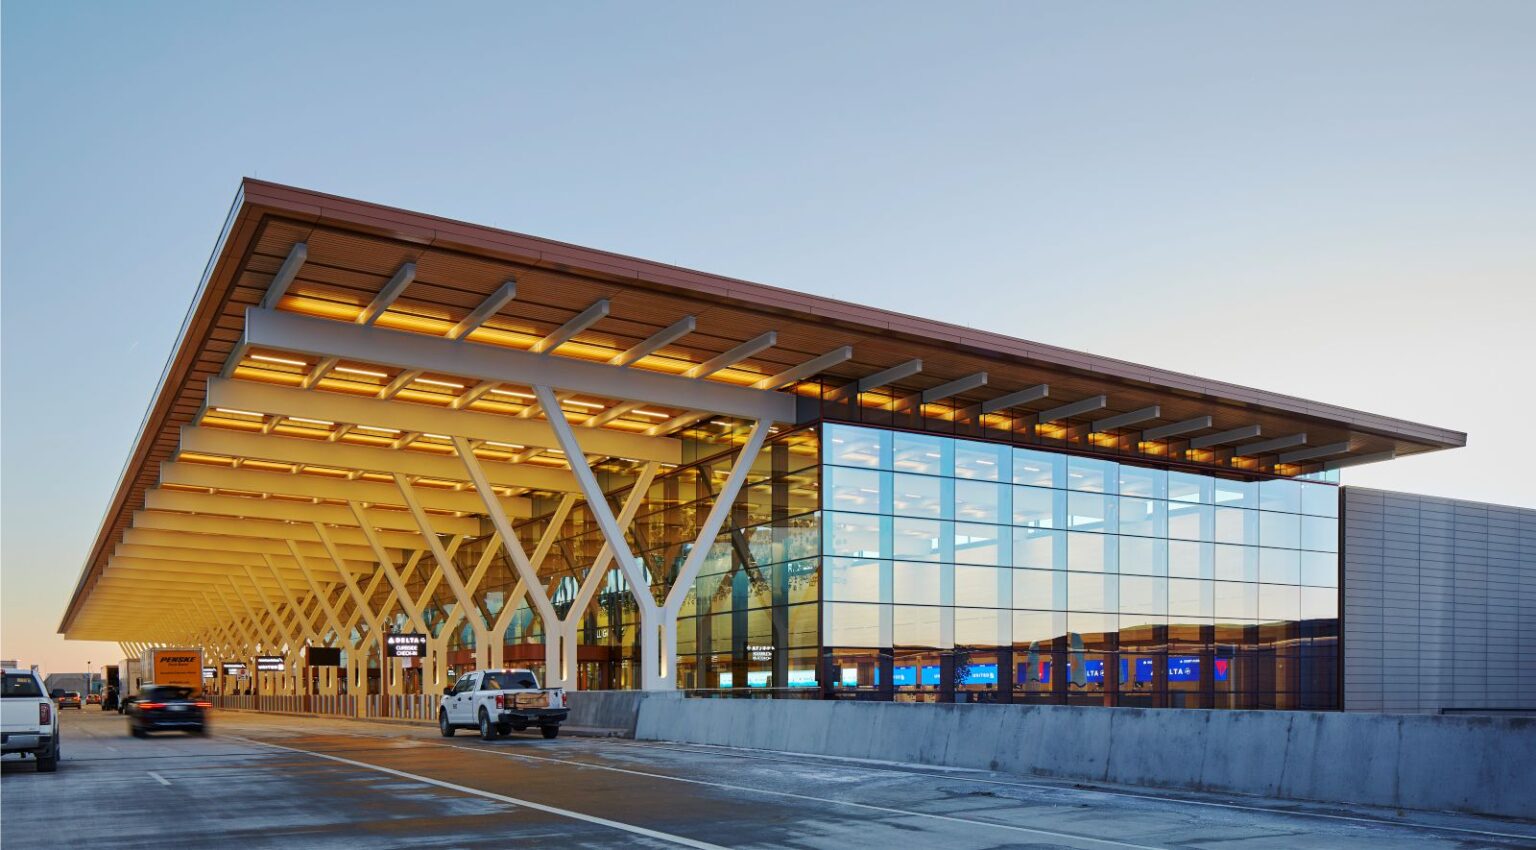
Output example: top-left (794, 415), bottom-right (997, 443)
top-left (584, 330), bottom-right (772, 430)
top-left (1278, 441), bottom-right (1351, 464)
top-left (259, 243), bottom-right (309, 310)
top-left (826, 359), bottom-right (922, 403)
top-left (126, 525), bottom-right (390, 559)
top-left (978, 384), bottom-right (1050, 416)
top-left (103, 556), bottom-right (344, 580)
top-left (532, 299), bottom-right (610, 353)
top-left (1094, 406), bottom-right (1162, 433)
top-left (243, 308), bottom-right (796, 423)
top-left (651, 345), bottom-right (852, 436)
top-left (682, 332), bottom-right (777, 379)
top-left (178, 426), bottom-right (584, 493)
top-left (448, 279), bottom-right (517, 340)
top-left (1142, 416), bottom-right (1213, 441)
top-left (1233, 434), bottom-right (1308, 457)
top-left (356, 263), bottom-right (417, 326)
top-left (131, 511), bottom-right (426, 550)
top-left (1037, 395), bottom-right (1108, 424)
top-left (160, 460), bottom-right (534, 516)
top-left (1190, 425), bottom-right (1262, 450)
top-left (143, 489), bottom-right (481, 536)
top-left (753, 346), bottom-right (854, 391)
top-left (903, 371), bottom-right (988, 409)
top-left (611, 316), bottom-right (696, 367)
top-left (206, 377), bottom-right (680, 464)
top-left (516, 315), bottom-right (702, 428)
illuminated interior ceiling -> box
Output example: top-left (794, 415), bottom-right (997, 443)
top-left (59, 180), bottom-right (1466, 642)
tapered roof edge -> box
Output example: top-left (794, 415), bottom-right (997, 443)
top-left (239, 177), bottom-right (1468, 449)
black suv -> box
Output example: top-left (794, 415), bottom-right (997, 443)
top-left (126, 686), bottom-right (209, 737)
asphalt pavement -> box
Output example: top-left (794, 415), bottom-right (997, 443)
top-left (3, 707), bottom-right (1533, 849)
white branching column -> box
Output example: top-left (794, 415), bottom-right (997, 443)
top-left (533, 385), bottom-right (771, 691)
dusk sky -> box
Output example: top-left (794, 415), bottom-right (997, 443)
top-left (3, 2), bottom-right (1532, 674)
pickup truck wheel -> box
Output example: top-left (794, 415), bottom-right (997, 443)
top-left (478, 709), bottom-right (496, 741)
top-left (36, 739), bottom-right (59, 771)
top-left (541, 725), bottom-right (559, 740)
top-left (438, 710), bottom-right (455, 737)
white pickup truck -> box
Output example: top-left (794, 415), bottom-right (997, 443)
top-left (439, 669), bottom-right (568, 740)
top-left (2, 667), bottom-right (60, 772)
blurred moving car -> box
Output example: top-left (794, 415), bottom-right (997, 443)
top-left (86, 693), bottom-right (102, 705)
top-left (126, 685), bottom-right (209, 737)
top-left (2, 668), bottom-right (60, 771)
top-left (58, 692), bottom-right (82, 710)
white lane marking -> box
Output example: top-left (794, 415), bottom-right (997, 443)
top-left (434, 741), bottom-right (1167, 850)
top-left (229, 736), bottom-right (725, 850)
top-left (627, 740), bottom-right (1536, 843)
top-left (146, 771), bottom-right (172, 786)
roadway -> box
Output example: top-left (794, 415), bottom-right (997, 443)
top-left (3, 708), bottom-right (1533, 849)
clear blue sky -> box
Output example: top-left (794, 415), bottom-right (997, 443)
top-left (4, 2), bottom-right (1533, 672)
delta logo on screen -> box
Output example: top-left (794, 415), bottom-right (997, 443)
top-left (1016, 657), bottom-right (1231, 685)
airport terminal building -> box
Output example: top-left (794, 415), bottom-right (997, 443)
top-left (60, 181), bottom-right (1536, 714)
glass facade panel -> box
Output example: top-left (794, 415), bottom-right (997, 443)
top-left (954, 565), bottom-right (1005, 608)
top-left (956, 480), bottom-right (1005, 524)
top-left (1014, 568), bottom-right (1066, 610)
top-left (811, 423), bottom-right (1339, 709)
top-left (1014, 486), bottom-right (1062, 528)
top-left (892, 431), bottom-right (949, 476)
top-left (1014, 449), bottom-right (1064, 488)
top-left (893, 473), bottom-right (944, 518)
top-left (955, 440), bottom-right (1008, 481)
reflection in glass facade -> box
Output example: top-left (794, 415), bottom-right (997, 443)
top-left (457, 420), bottom-right (1338, 710)
top-left (820, 423), bottom-right (1340, 710)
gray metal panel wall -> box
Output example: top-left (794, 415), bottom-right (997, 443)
top-left (1342, 487), bottom-right (1536, 713)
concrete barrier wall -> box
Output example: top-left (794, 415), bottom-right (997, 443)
top-left (567, 690), bottom-right (680, 735)
top-left (635, 699), bottom-right (1536, 820)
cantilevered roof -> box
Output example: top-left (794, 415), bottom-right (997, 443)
top-left (59, 179), bottom-right (1465, 639)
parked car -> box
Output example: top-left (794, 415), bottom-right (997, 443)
top-left (2, 668), bottom-right (60, 771)
top-left (86, 693), bottom-right (102, 705)
top-left (439, 669), bottom-right (568, 740)
top-left (57, 691), bottom-right (82, 710)
top-left (126, 685), bottom-right (209, 737)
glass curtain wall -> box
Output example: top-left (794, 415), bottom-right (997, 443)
top-left (678, 426), bottom-right (822, 693)
top-left (480, 425), bottom-right (822, 693)
top-left (822, 422), bottom-right (1339, 709)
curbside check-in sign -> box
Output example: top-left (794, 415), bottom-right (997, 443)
top-left (385, 634), bottom-right (427, 658)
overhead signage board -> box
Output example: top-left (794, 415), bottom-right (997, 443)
top-left (385, 633), bottom-right (427, 658)
top-left (255, 655), bottom-right (285, 672)
top-left (201, 667), bottom-right (217, 680)
top-left (305, 646), bottom-right (342, 667)
top-left (221, 662), bottom-right (248, 676)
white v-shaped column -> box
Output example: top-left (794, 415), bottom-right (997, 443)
top-left (531, 385), bottom-right (770, 690)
